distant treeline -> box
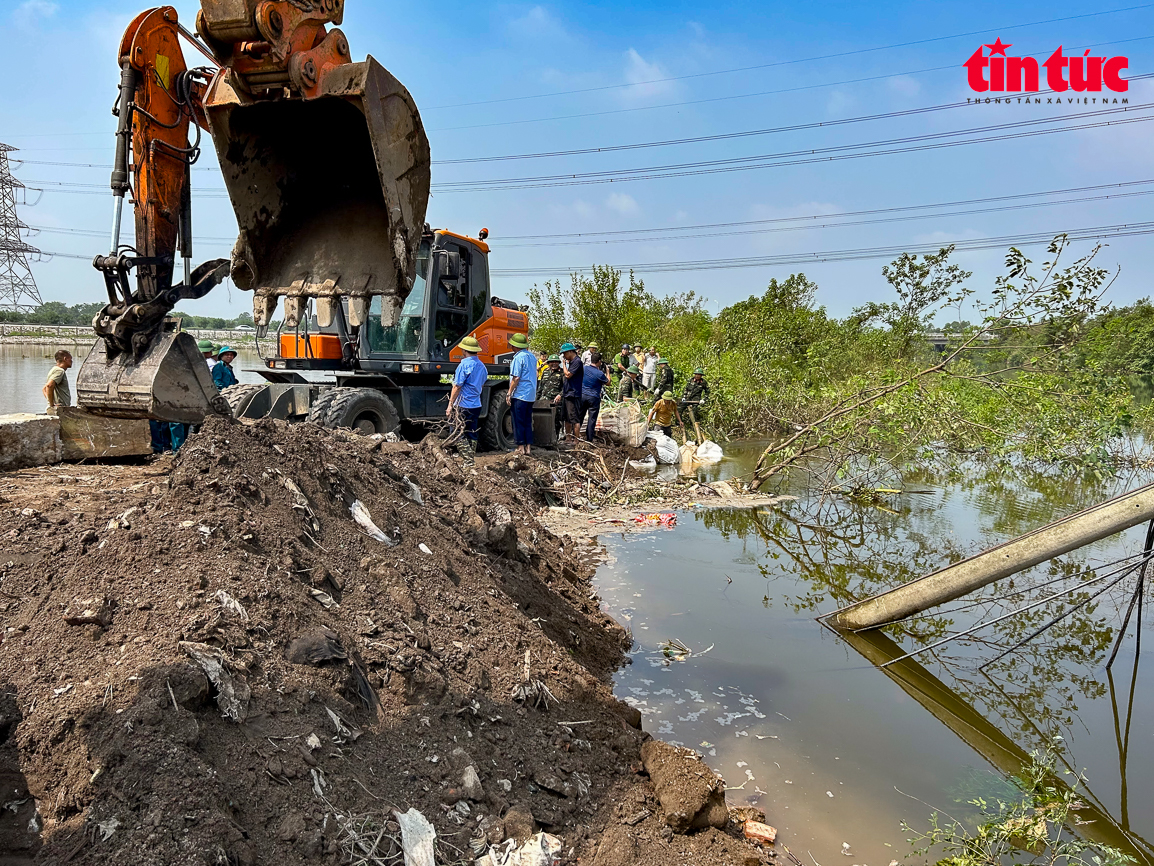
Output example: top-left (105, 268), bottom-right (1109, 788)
top-left (0, 302), bottom-right (260, 330)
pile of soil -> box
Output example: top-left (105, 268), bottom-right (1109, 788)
top-left (0, 418), bottom-right (771, 865)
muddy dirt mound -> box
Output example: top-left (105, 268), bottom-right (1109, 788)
top-left (0, 418), bottom-right (770, 865)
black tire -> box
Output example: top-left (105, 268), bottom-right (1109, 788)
top-left (306, 388), bottom-right (340, 426)
top-left (220, 383), bottom-right (265, 418)
top-left (322, 388), bottom-right (401, 436)
top-left (480, 386), bottom-right (516, 452)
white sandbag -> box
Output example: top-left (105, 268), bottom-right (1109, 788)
top-left (394, 808), bottom-right (436, 866)
top-left (628, 455), bottom-right (657, 470)
top-left (596, 401), bottom-right (647, 447)
top-left (481, 832), bottom-right (563, 866)
top-left (647, 431), bottom-right (680, 464)
top-left (695, 440), bottom-right (723, 464)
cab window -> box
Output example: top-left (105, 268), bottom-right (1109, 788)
top-left (366, 241), bottom-right (429, 355)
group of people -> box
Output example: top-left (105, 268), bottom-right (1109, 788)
top-left (42, 339), bottom-right (241, 455)
top-left (447, 333), bottom-right (711, 467)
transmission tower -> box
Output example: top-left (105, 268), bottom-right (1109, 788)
top-left (0, 144), bottom-right (43, 312)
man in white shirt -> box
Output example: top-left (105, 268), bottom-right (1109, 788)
top-left (642, 347), bottom-right (658, 389)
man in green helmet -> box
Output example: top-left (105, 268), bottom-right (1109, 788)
top-left (653, 357), bottom-right (674, 399)
top-left (681, 367), bottom-right (710, 408)
top-left (647, 390), bottom-right (685, 439)
top-left (618, 365), bottom-right (645, 401)
top-left (197, 338), bottom-right (218, 372)
top-left (449, 336), bottom-right (487, 467)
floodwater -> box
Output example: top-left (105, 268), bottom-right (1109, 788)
top-left (0, 344), bottom-right (265, 416)
top-left (597, 440), bottom-right (1154, 865)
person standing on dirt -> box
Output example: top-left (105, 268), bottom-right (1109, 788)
top-left (580, 351), bottom-right (609, 443)
top-left (559, 342), bottom-right (584, 442)
top-left (506, 332), bottom-right (537, 456)
top-left (450, 335), bottom-right (487, 467)
top-left (647, 391), bottom-right (685, 439)
top-left (642, 347), bottom-right (658, 389)
top-left (653, 357), bottom-right (674, 398)
top-left (42, 350), bottom-right (73, 414)
top-left (212, 346), bottom-right (239, 391)
top-left (618, 365), bottom-right (645, 401)
top-left (198, 339), bottom-right (218, 371)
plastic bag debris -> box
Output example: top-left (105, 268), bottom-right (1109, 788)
top-left (646, 431), bottom-right (680, 464)
top-left (179, 641), bottom-right (250, 721)
top-left (214, 589), bottom-right (249, 622)
top-left (479, 832), bottom-right (563, 866)
top-left (633, 513), bottom-right (676, 526)
top-left (350, 500), bottom-right (398, 546)
top-left (394, 807), bottom-right (437, 866)
top-left (628, 455), bottom-right (657, 470)
top-left (696, 440), bottom-right (723, 463)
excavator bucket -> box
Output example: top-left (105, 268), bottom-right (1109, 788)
top-left (76, 324), bottom-right (225, 423)
top-left (203, 55), bottom-right (431, 330)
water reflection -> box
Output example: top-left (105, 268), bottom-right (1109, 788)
top-left (599, 459), bottom-right (1154, 865)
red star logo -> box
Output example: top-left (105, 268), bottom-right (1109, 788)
top-left (984, 38), bottom-right (1012, 56)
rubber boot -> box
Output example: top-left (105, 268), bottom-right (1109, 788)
top-left (458, 438), bottom-right (476, 468)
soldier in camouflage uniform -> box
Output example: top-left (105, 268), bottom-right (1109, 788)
top-left (538, 354), bottom-right (564, 435)
top-left (681, 367), bottom-right (711, 421)
top-left (653, 358), bottom-right (674, 400)
top-left (617, 365), bottom-right (646, 401)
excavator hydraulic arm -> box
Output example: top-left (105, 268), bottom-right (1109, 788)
top-left (77, 1), bottom-right (431, 422)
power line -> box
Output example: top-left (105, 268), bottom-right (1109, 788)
top-left (426, 4), bottom-right (1154, 110)
top-left (21, 104), bottom-right (1154, 198)
top-left (487, 222), bottom-right (1154, 277)
top-left (25, 178), bottom-right (1154, 251)
top-left (434, 106), bottom-right (1154, 192)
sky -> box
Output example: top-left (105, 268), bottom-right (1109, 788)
top-left (2, 0), bottom-right (1153, 323)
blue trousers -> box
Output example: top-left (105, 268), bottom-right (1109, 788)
top-left (462, 405), bottom-right (482, 442)
top-left (169, 423), bottom-right (190, 452)
top-left (511, 398), bottom-right (534, 446)
top-left (149, 421), bottom-right (170, 453)
top-left (583, 399), bottom-right (600, 441)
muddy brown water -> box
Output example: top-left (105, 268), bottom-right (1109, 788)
top-left (3, 346), bottom-right (1152, 861)
top-left (598, 440), bottom-right (1154, 865)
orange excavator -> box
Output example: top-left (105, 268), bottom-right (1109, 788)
top-left (76, 2), bottom-right (543, 450)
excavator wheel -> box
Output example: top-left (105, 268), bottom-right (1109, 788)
top-left (306, 389), bottom-right (340, 426)
top-left (220, 384), bottom-right (267, 418)
top-left (321, 388), bottom-right (401, 436)
top-left (480, 386), bottom-right (515, 452)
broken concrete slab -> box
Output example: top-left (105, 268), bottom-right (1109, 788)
top-left (58, 407), bottom-right (150, 460)
top-left (0, 413), bottom-right (62, 471)
top-left (640, 740), bottom-right (729, 833)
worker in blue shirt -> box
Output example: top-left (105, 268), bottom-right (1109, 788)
top-left (580, 351), bottom-right (609, 442)
top-left (449, 336), bottom-right (487, 467)
top-left (559, 342), bottom-right (584, 442)
top-left (506, 333), bottom-right (537, 456)
top-left (212, 345), bottom-right (239, 390)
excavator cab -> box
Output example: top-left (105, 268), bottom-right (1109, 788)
top-left (75, 2), bottom-right (430, 423)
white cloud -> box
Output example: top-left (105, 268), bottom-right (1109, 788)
top-left (621, 48), bottom-right (676, 102)
top-left (605, 193), bottom-right (640, 217)
top-left (507, 6), bottom-right (568, 42)
top-left (887, 75), bottom-right (921, 98)
top-left (13, 0), bottom-right (57, 28)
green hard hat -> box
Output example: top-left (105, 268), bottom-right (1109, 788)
top-left (216, 345), bottom-right (236, 358)
top-left (627, 365), bottom-right (640, 375)
top-left (509, 332), bottom-right (529, 349)
top-left (560, 342), bottom-right (576, 353)
top-left (657, 357), bottom-right (668, 365)
top-left (662, 391), bottom-right (674, 400)
top-left (694, 367), bottom-right (704, 375)
top-left (197, 338), bottom-right (215, 352)
top-left (547, 354), bottom-right (561, 362)
top-left (458, 335), bottom-right (482, 353)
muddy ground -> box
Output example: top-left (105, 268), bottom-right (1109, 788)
top-left (0, 418), bottom-right (774, 865)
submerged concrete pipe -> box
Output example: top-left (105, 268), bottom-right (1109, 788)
top-left (834, 481), bottom-right (1154, 631)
